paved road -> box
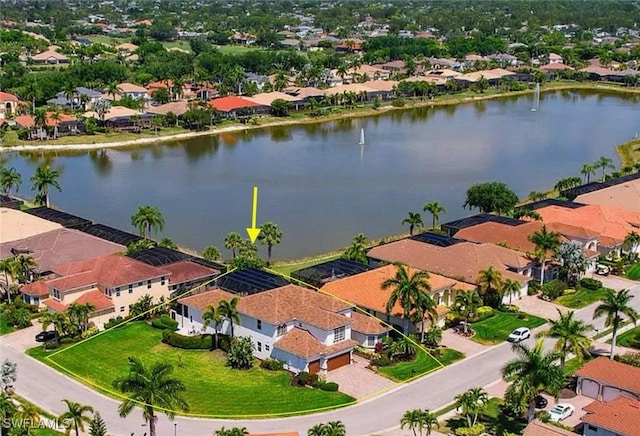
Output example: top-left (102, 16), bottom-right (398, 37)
top-left (2, 278), bottom-right (637, 436)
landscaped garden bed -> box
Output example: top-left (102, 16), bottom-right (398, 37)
top-left (27, 321), bottom-right (354, 416)
top-left (538, 278), bottom-right (611, 309)
top-left (439, 397), bottom-right (527, 435)
top-left (377, 347), bottom-right (464, 381)
top-left (613, 326), bottom-right (640, 349)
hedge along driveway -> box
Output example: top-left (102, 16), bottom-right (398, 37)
top-left (470, 311), bottom-right (547, 345)
top-left (27, 322), bottom-right (354, 417)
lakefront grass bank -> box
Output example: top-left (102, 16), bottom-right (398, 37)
top-left (4, 81), bottom-right (640, 154)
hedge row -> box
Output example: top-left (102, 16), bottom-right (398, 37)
top-left (161, 330), bottom-right (213, 349)
top-left (151, 314), bottom-right (179, 330)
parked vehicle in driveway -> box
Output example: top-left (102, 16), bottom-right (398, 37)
top-left (535, 395), bottom-right (548, 409)
top-left (35, 330), bottom-right (58, 342)
top-left (549, 403), bottom-right (574, 422)
top-left (595, 264), bottom-right (610, 276)
top-left (507, 327), bottom-right (531, 342)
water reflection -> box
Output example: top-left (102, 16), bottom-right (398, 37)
top-left (89, 149), bottom-right (112, 177)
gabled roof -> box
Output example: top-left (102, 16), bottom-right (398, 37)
top-left (349, 311), bottom-right (389, 335)
top-left (31, 49), bottom-right (68, 61)
top-left (177, 288), bottom-right (235, 311)
top-left (20, 281), bottom-right (49, 297)
top-left (575, 357), bottom-right (640, 395)
top-left (0, 91), bottom-right (20, 102)
top-left (44, 288), bottom-right (114, 313)
top-left (582, 396), bottom-right (640, 436)
top-left (275, 327), bottom-right (357, 359)
top-left (161, 261), bottom-right (218, 285)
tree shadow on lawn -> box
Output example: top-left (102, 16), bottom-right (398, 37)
top-left (445, 404), bottom-right (527, 435)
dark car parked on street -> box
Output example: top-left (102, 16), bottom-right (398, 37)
top-left (35, 330), bottom-right (58, 342)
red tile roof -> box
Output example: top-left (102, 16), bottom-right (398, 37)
top-left (522, 420), bottom-right (576, 436)
top-left (0, 91), bottom-right (19, 102)
top-left (43, 289), bottom-right (114, 313)
top-left (582, 396), bottom-right (640, 436)
top-left (540, 63), bottom-right (574, 71)
top-left (275, 327), bottom-right (357, 359)
top-left (349, 311), bottom-right (389, 335)
top-left (575, 357), bottom-right (640, 395)
top-left (177, 288), bottom-right (236, 311)
top-left (14, 112), bottom-right (77, 128)
top-left (20, 281), bottom-right (49, 297)
top-left (207, 96), bottom-right (261, 112)
top-left (161, 261), bottom-right (218, 285)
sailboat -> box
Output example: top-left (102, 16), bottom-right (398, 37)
top-left (531, 83), bottom-right (540, 112)
top-left (358, 128), bottom-right (365, 145)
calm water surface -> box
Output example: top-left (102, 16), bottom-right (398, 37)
top-left (7, 90), bottom-right (640, 259)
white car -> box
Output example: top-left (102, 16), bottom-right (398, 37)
top-left (549, 404), bottom-right (575, 422)
top-left (507, 327), bottom-right (531, 342)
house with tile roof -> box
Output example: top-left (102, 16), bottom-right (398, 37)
top-left (367, 238), bottom-right (535, 302)
top-left (40, 254), bottom-right (171, 326)
top-left (30, 47), bottom-right (69, 64)
top-left (0, 208), bottom-right (62, 244)
top-left (207, 96), bottom-right (266, 117)
top-left (15, 112), bottom-right (83, 139)
top-left (574, 177), bottom-right (640, 214)
top-left (522, 419), bottom-right (575, 436)
top-left (46, 87), bottom-right (103, 111)
top-left (575, 357), bottom-right (640, 402)
top-left (176, 284), bottom-right (368, 374)
top-left (0, 91), bottom-right (21, 119)
top-left (322, 264), bottom-right (474, 337)
top-left (582, 396), bottom-right (640, 436)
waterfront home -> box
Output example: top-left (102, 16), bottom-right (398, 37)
top-left (322, 264), bottom-right (474, 335)
top-left (107, 82), bottom-right (149, 101)
top-left (0, 91), bottom-right (21, 119)
top-left (84, 106), bottom-right (151, 131)
top-left (175, 284), bottom-right (360, 374)
top-left (0, 208), bottom-right (62, 243)
top-left (367, 234), bottom-right (534, 301)
top-left (46, 87), bottom-right (103, 110)
top-left (574, 176), bottom-right (640, 213)
top-left (146, 100), bottom-right (190, 117)
top-left (14, 112), bottom-right (83, 139)
top-left (41, 254), bottom-right (171, 326)
top-left (207, 96), bottom-right (267, 118)
top-left (245, 92), bottom-right (306, 111)
top-left (539, 62), bottom-right (574, 79)
top-left (284, 86), bottom-right (325, 102)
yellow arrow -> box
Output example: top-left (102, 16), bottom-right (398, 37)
top-left (246, 186), bottom-right (261, 243)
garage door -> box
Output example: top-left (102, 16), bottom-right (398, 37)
top-left (581, 379), bottom-right (600, 399)
top-left (308, 360), bottom-right (320, 374)
top-left (602, 386), bottom-right (623, 402)
top-left (327, 352), bottom-right (350, 371)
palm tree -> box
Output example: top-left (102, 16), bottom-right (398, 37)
top-left (0, 392), bottom-right (17, 431)
top-left (106, 82), bottom-right (121, 100)
top-left (536, 309), bottom-right (593, 368)
top-left (502, 278), bottom-right (521, 307)
top-left (476, 266), bottom-right (503, 306)
top-left (33, 108), bottom-right (48, 139)
top-left (67, 302), bottom-right (95, 334)
top-left (400, 409), bottom-right (438, 436)
top-left (202, 304), bottom-right (223, 349)
top-left (382, 263), bottom-right (432, 334)
top-left (59, 399), bottom-right (94, 436)
top-left (624, 231), bottom-right (640, 260)
top-left (593, 289), bottom-right (639, 359)
top-left (88, 412), bottom-right (108, 436)
top-left (51, 312), bottom-right (69, 338)
top-left (581, 163), bottom-right (596, 183)
top-left (423, 201), bottom-right (446, 229)
top-left (0, 258), bottom-right (18, 303)
top-left (454, 387), bottom-right (488, 427)
top-left (50, 110), bottom-right (62, 139)
top-left (224, 232), bottom-right (243, 258)
top-left (412, 293), bottom-right (438, 343)
top-left (258, 221), bottom-right (283, 266)
top-left (454, 290), bottom-right (482, 334)
top-left (201, 246), bottom-right (221, 261)
top-left (15, 255), bottom-right (37, 284)
top-left (30, 165), bottom-right (62, 207)
top-left (218, 297), bottom-right (241, 337)
top-left (307, 421), bottom-right (346, 436)
top-left (595, 156), bottom-right (615, 181)
top-left (402, 211), bottom-right (423, 235)
top-left (131, 205), bottom-right (165, 238)
top-left (528, 225), bottom-right (561, 285)
top-left (502, 339), bottom-right (565, 422)
top-left (112, 357), bottom-right (189, 436)
top-left (343, 233), bottom-right (368, 264)
top-left (0, 167), bottom-right (22, 195)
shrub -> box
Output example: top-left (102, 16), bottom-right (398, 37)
top-left (226, 337), bottom-right (254, 370)
top-left (371, 354), bottom-right (392, 367)
top-left (474, 306), bottom-right (495, 322)
top-left (261, 358), bottom-right (284, 371)
top-left (422, 327), bottom-right (443, 348)
top-left (44, 340), bottom-right (59, 350)
top-left (312, 378), bottom-right (326, 389)
top-left (615, 352), bottom-right (640, 368)
top-left (502, 304), bottom-right (520, 313)
top-left (218, 334), bottom-right (231, 352)
top-left (627, 331), bottom-right (640, 349)
top-left (297, 371), bottom-right (310, 386)
top-left (580, 278), bottom-right (602, 290)
top-left (537, 411), bottom-right (552, 423)
top-left (309, 373), bottom-right (319, 385)
top-left (161, 330), bottom-right (213, 349)
top-left (454, 423), bottom-right (486, 436)
top-left (151, 314), bottom-right (178, 330)
top-left (391, 98), bottom-right (406, 107)
top-left (81, 326), bottom-right (99, 339)
top-left (321, 382), bottom-right (339, 392)
top-left (104, 316), bottom-right (126, 329)
top-left (541, 279), bottom-right (568, 300)
top-left (528, 280), bottom-right (541, 295)
top-left (562, 288), bottom-right (577, 295)
top-left (353, 345), bottom-right (377, 358)
top-left (444, 312), bottom-right (462, 328)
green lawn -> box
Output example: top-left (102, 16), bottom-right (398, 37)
top-left (563, 356), bottom-right (592, 376)
top-left (0, 314), bottom-right (14, 335)
top-left (614, 326), bottom-right (640, 349)
top-left (555, 287), bottom-right (609, 309)
top-left (627, 263), bottom-right (640, 281)
top-left (214, 45), bottom-right (261, 55)
top-left (28, 322), bottom-right (354, 417)
top-left (471, 311), bottom-right (547, 345)
top-left (441, 398), bottom-right (527, 435)
top-left (377, 348), bottom-right (464, 382)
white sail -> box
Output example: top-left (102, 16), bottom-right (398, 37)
top-left (359, 128), bottom-right (365, 145)
top-left (531, 83), bottom-right (540, 112)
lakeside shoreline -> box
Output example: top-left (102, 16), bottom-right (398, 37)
top-left (3, 81), bottom-right (640, 154)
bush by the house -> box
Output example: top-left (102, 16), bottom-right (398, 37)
top-left (151, 314), bottom-right (178, 331)
top-left (370, 354), bottom-right (392, 367)
top-left (527, 280), bottom-right (541, 295)
top-left (541, 279), bottom-right (568, 300)
top-left (615, 352), bottom-right (640, 368)
top-left (44, 339), bottom-right (59, 351)
top-left (309, 373), bottom-right (319, 385)
top-left (218, 334), bottom-right (231, 352)
top-left (2, 306), bottom-right (32, 329)
top-left (422, 327), bottom-right (443, 348)
top-left (562, 288), bottom-right (577, 295)
top-left (161, 330), bottom-right (213, 349)
top-left (297, 371), bottom-right (310, 386)
top-left (104, 316), bottom-right (126, 329)
top-left (226, 337), bottom-right (254, 370)
top-left (312, 378), bottom-right (326, 389)
top-left (353, 345), bottom-right (377, 358)
top-left (260, 358), bottom-right (284, 371)
top-left (391, 98), bottom-right (406, 107)
top-left (454, 423), bottom-right (486, 436)
top-left (579, 277), bottom-right (602, 290)
top-left (627, 331), bottom-right (640, 349)
top-left (321, 382), bottom-right (339, 392)
top-left (80, 326), bottom-right (99, 339)
top-left (474, 306), bottom-right (495, 322)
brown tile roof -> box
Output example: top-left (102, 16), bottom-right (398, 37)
top-left (116, 82), bottom-right (148, 94)
top-left (582, 397), bottom-right (640, 436)
top-left (177, 288), bottom-right (236, 311)
top-left (43, 289), bottom-right (114, 313)
top-left (161, 261), bottom-right (218, 285)
top-left (522, 419), bottom-right (576, 436)
top-left (48, 254), bottom-right (169, 291)
top-left (322, 264), bottom-right (474, 317)
top-left (20, 281), bottom-right (49, 297)
top-left (0, 208), bottom-right (63, 243)
top-left (349, 311), bottom-right (389, 335)
top-left (146, 100), bottom-right (189, 116)
top-left (575, 179), bottom-right (640, 213)
top-left (575, 357), bottom-right (640, 394)
top-left (275, 327), bottom-right (357, 359)
top-left (14, 112), bottom-right (78, 128)
top-left (0, 228), bottom-right (125, 273)
top-left (238, 285), bottom-right (351, 330)
top-left (367, 239), bottom-right (532, 285)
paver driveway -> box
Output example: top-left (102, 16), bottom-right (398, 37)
top-left (324, 355), bottom-right (394, 399)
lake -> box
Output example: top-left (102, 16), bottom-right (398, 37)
top-left (6, 90), bottom-right (640, 260)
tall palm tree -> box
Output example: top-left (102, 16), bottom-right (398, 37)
top-left (258, 221), bottom-right (283, 266)
top-left (476, 266), bottom-right (503, 306)
top-left (594, 156), bottom-right (615, 181)
top-left (412, 292), bottom-right (439, 343)
top-left (593, 289), bottom-right (639, 359)
top-left (201, 246), bottom-right (221, 261)
top-left (402, 211), bottom-right (423, 235)
top-left (0, 258), bottom-right (18, 303)
top-left (106, 82), bottom-right (121, 100)
top-left (502, 279), bottom-right (521, 307)
top-left (202, 304), bottom-right (223, 348)
top-left (50, 110), bottom-right (62, 139)
top-left (536, 309), bottom-right (593, 367)
top-left (112, 357), bottom-right (189, 436)
top-left (131, 205), bottom-right (165, 238)
top-left (454, 387), bottom-right (488, 427)
top-left (400, 409), bottom-right (438, 436)
top-left (0, 167), bottom-right (22, 195)
top-left (15, 255), bottom-right (37, 284)
top-left (381, 263), bottom-right (431, 334)
top-left (343, 233), bottom-right (368, 265)
top-left (67, 302), bottom-right (95, 334)
top-left (218, 297), bottom-right (241, 337)
top-left (30, 165), bottom-right (62, 207)
top-left (454, 290), bottom-right (483, 334)
top-left (307, 421), bottom-right (346, 436)
top-left (581, 163), bottom-right (596, 183)
top-left (224, 232), bottom-right (243, 258)
top-left (624, 231), bottom-right (640, 260)
top-left (423, 201), bottom-right (446, 229)
top-left (33, 108), bottom-right (48, 139)
top-left (502, 339), bottom-right (565, 422)
top-left (59, 399), bottom-right (94, 436)
top-left (528, 225), bottom-right (561, 285)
